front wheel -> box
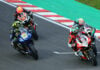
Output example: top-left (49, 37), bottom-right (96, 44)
top-left (32, 50), bottom-right (38, 60)
top-left (92, 46), bottom-right (97, 56)
top-left (88, 49), bottom-right (97, 66)
top-left (29, 45), bottom-right (39, 60)
top-left (16, 43), bottom-right (26, 55)
top-left (92, 56), bottom-right (97, 66)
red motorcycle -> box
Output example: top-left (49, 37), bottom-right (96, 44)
top-left (75, 33), bottom-right (97, 66)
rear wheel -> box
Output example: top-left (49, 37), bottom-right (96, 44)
top-left (33, 30), bottom-right (38, 40)
top-left (29, 25), bottom-right (39, 40)
top-left (92, 56), bottom-right (97, 66)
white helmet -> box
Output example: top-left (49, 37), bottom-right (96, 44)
top-left (78, 18), bottom-right (85, 25)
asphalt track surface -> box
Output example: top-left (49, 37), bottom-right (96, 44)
top-left (0, 1), bottom-right (100, 70)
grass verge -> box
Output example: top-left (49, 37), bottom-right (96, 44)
top-left (76, 0), bottom-right (100, 10)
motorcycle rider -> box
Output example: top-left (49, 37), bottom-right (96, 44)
top-left (10, 21), bottom-right (22, 49)
top-left (74, 18), bottom-right (96, 44)
top-left (74, 18), bottom-right (86, 31)
top-left (10, 20), bottom-right (37, 47)
top-left (10, 21), bottom-right (35, 53)
top-left (68, 26), bottom-right (79, 56)
top-left (14, 6), bottom-right (34, 26)
top-left (68, 18), bottom-right (96, 56)
top-left (15, 6), bottom-right (38, 40)
top-left (68, 18), bottom-right (85, 51)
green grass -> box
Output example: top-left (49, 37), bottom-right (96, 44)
top-left (76, 0), bottom-right (100, 10)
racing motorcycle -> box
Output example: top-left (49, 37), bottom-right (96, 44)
top-left (75, 33), bottom-right (97, 66)
top-left (14, 27), bottom-right (38, 60)
top-left (17, 12), bottom-right (38, 40)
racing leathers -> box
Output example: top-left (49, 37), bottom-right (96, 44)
top-left (14, 8), bottom-right (38, 40)
top-left (74, 21), bottom-right (96, 44)
top-left (68, 21), bottom-right (96, 52)
top-left (14, 8), bottom-right (34, 27)
top-left (68, 31), bottom-right (78, 51)
top-left (10, 21), bottom-right (22, 48)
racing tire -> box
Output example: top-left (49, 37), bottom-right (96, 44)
top-left (33, 30), bottom-right (38, 40)
top-left (92, 46), bottom-right (97, 56)
top-left (88, 49), bottom-right (97, 66)
top-left (29, 45), bottom-right (39, 60)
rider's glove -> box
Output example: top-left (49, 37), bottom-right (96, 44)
top-left (68, 43), bottom-right (72, 48)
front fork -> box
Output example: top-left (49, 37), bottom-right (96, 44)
top-left (77, 50), bottom-right (88, 60)
top-left (83, 48), bottom-right (93, 60)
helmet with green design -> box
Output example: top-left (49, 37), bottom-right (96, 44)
top-left (12, 21), bottom-right (23, 28)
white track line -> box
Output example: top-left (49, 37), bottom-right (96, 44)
top-left (61, 22), bottom-right (74, 26)
top-left (53, 51), bottom-right (100, 55)
top-left (37, 12), bottom-right (58, 15)
top-left (47, 17), bottom-right (69, 20)
top-left (34, 13), bottom-right (71, 30)
top-left (12, 3), bottom-right (32, 5)
top-left (23, 7), bottom-right (43, 10)
top-left (53, 51), bottom-right (74, 55)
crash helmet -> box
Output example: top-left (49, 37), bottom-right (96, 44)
top-left (16, 7), bottom-right (23, 13)
top-left (12, 21), bottom-right (21, 28)
top-left (19, 12), bottom-right (27, 21)
top-left (78, 18), bottom-right (85, 25)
